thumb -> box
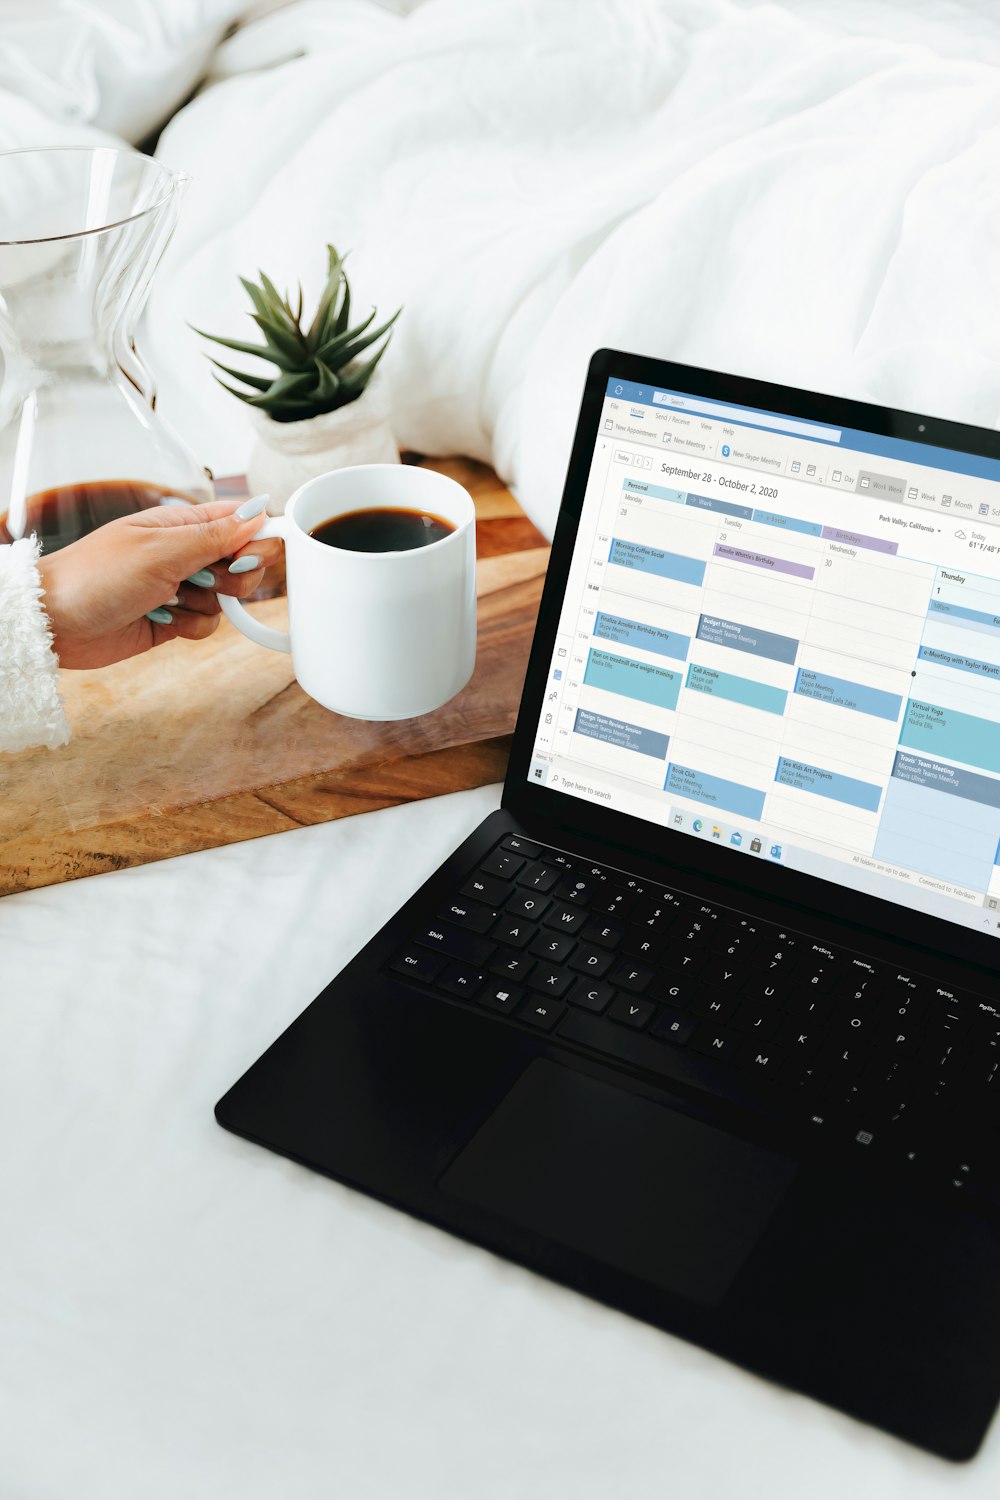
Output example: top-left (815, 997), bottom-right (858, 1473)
top-left (154, 500), bottom-right (270, 575)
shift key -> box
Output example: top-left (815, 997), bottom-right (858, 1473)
top-left (416, 922), bottom-right (494, 966)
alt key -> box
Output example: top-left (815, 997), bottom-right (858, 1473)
top-left (520, 998), bottom-right (566, 1031)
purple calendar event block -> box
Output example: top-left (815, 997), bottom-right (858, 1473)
top-left (712, 543), bottom-right (815, 580)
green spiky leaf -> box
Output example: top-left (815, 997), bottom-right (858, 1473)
top-left (333, 277), bottom-right (351, 337)
top-left (314, 307), bottom-right (377, 365)
top-left (192, 328), bottom-right (301, 372)
top-left (207, 357), bottom-right (273, 392)
top-left (320, 308), bottom-right (400, 369)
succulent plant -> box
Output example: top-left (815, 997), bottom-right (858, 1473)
top-left (194, 244), bottom-right (400, 423)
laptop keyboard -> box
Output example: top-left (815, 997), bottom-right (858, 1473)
top-left (386, 833), bottom-right (1000, 1199)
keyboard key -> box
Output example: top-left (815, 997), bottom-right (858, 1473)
top-left (647, 972), bottom-right (703, 1008)
top-left (480, 850), bottom-right (524, 881)
top-left (567, 979), bottom-right (616, 1013)
top-left (440, 963), bottom-right (485, 998)
top-left (630, 897), bottom-right (677, 933)
top-left (507, 891), bottom-right (552, 920)
top-left (720, 921), bottom-right (761, 957)
top-left (691, 989), bottom-right (739, 1024)
top-left (568, 945), bottom-right (614, 978)
top-left (607, 959), bottom-right (654, 994)
top-left (554, 874), bottom-right (599, 904)
top-left (580, 919), bottom-right (623, 949)
top-left (784, 989), bottom-right (835, 1024)
top-left (680, 905), bottom-right (726, 944)
top-left (690, 1026), bottom-right (742, 1063)
top-left (462, 873), bottom-right (511, 907)
top-left (608, 995), bottom-right (656, 1030)
top-left (541, 848), bottom-right (574, 869)
top-left (480, 983), bottom-right (523, 1013)
top-left (390, 948), bottom-right (446, 985)
top-left (650, 1007), bottom-right (697, 1046)
top-left (833, 1010), bottom-right (879, 1043)
top-left (799, 945), bottom-right (839, 992)
top-left (528, 964), bottom-right (573, 998)
top-left (520, 997), bottom-right (566, 1031)
top-left (542, 903), bottom-right (587, 934)
top-left (740, 1044), bottom-right (785, 1077)
top-left (502, 835), bottom-right (541, 857)
top-left (758, 947), bottom-right (798, 981)
top-left (592, 887), bottom-right (640, 919)
top-left (621, 930), bottom-right (668, 963)
top-left (416, 923), bottom-right (494, 967)
top-left (530, 932), bottom-right (576, 963)
top-left (698, 957), bottom-right (749, 990)
top-left (490, 949), bottom-right (535, 983)
top-left (742, 979), bottom-right (794, 1011)
top-left (491, 915), bottom-right (537, 949)
top-left (438, 899), bottom-right (497, 934)
top-left (516, 861), bottom-right (560, 892)
top-left (732, 1005), bottom-right (781, 1040)
top-left (777, 1017), bottom-right (826, 1055)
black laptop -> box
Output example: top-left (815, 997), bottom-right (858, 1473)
top-left (217, 350), bottom-right (1000, 1461)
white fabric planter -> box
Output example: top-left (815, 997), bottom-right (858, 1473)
top-left (246, 371), bottom-right (398, 512)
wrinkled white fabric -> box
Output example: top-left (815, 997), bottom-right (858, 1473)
top-left (0, 0), bottom-right (248, 142)
top-left (145, 0), bottom-right (1000, 541)
top-left (0, 539), bottom-right (70, 753)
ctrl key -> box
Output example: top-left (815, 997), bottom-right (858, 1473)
top-left (390, 948), bottom-right (445, 985)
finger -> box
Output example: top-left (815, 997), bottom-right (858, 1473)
top-left (147, 495), bottom-right (272, 576)
top-left (127, 498), bottom-right (246, 529)
top-left (229, 537), bottom-right (283, 570)
top-left (187, 535), bottom-right (283, 599)
top-left (174, 582), bottom-right (223, 616)
top-left (215, 566), bottom-right (268, 600)
top-left (149, 609), bottom-right (222, 647)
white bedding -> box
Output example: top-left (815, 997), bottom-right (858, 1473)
top-left (136, 0), bottom-right (1000, 540)
top-left (3, 786), bottom-right (1000, 1497)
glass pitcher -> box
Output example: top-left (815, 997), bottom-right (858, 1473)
top-left (0, 146), bottom-right (212, 552)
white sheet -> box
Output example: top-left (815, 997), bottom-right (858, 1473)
top-left (142, 0), bottom-right (1000, 541)
top-left (3, 784), bottom-right (1000, 1496)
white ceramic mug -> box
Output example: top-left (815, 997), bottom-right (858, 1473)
top-left (220, 465), bottom-right (476, 719)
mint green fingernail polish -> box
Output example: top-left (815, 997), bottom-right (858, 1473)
top-left (165, 595), bottom-right (179, 607)
top-left (187, 569), bottom-right (215, 588)
top-left (228, 555), bottom-right (261, 574)
top-left (146, 607), bottom-right (173, 625)
top-left (235, 493), bottom-right (268, 521)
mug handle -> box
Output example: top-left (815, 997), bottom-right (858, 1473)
top-left (218, 514), bottom-right (291, 653)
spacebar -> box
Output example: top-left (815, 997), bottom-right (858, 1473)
top-left (556, 1010), bottom-right (771, 1115)
top-left (556, 1010), bottom-right (689, 1079)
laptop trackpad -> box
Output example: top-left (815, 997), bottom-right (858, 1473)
top-left (440, 1060), bottom-right (796, 1307)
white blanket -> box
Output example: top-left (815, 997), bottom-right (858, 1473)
top-left (140, 0), bottom-right (1000, 539)
top-left (0, 0), bottom-right (249, 142)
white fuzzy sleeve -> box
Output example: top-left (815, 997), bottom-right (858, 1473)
top-left (0, 539), bottom-right (71, 753)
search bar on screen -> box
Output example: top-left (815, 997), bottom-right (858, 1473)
top-left (652, 391), bottom-right (840, 442)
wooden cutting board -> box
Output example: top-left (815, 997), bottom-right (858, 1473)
top-left (0, 455), bottom-right (549, 897)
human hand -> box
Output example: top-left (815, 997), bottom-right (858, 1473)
top-left (36, 497), bottom-right (282, 669)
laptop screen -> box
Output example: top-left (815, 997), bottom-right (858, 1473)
top-left (526, 374), bottom-right (1000, 941)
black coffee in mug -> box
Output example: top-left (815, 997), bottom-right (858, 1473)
top-left (309, 506), bottom-right (455, 553)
